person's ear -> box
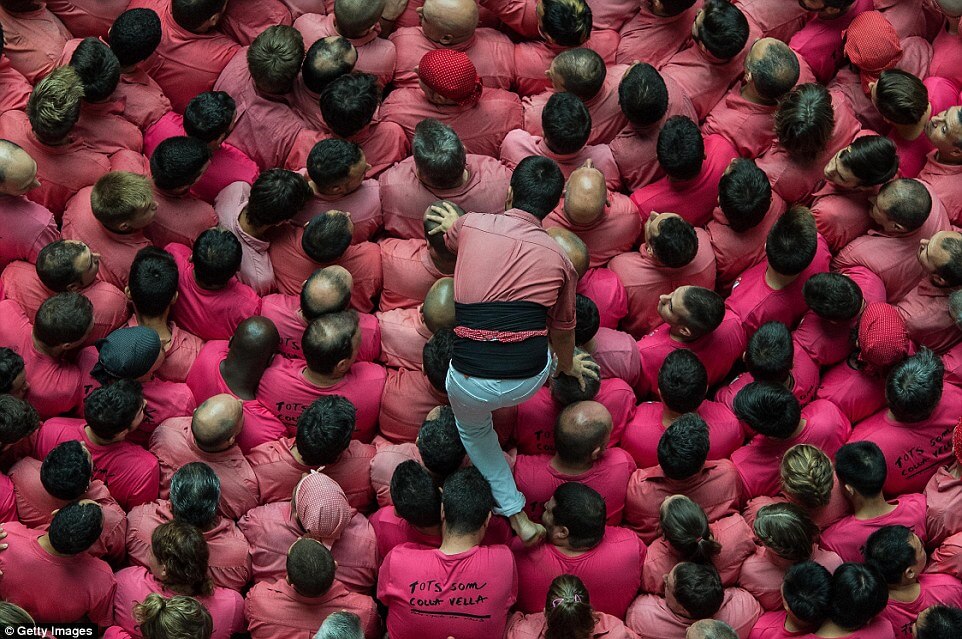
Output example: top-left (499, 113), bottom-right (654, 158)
top-left (170, 291), bottom-right (179, 306)
top-left (124, 285), bottom-right (132, 300)
top-left (440, 33), bottom-right (454, 45)
top-left (590, 446), bottom-right (603, 461)
top-left (678, 325), bottom-right (693, 339)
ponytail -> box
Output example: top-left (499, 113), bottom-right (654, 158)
top-left (134, 594), bottom-right (213, 639)
top-left (660, 495), bottom-right (722, 563)
top-left (544, 575), bottom-right (595, 639)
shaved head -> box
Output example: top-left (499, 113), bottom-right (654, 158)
top-left (420, 0), bottom-right (478, 44)
top-left (191, 394), bottom-right (243, 450)
top-left (555, 400), bottom-right (612, 464)
top-left (548, 227), bottom-right (589, 278)
top-left (422, 277), bottom-right (456, 333)
top-left (302, 266), bottom-right (353, 319)
top-left (564, 166), bottom-right (607, 225)
top-left (0, 139), bottom-right (39, 197)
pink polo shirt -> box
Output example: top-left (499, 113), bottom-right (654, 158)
top-left (881, 573), bottom-right (962, 639)
top-left (500, 129), bottom-right (621, 191)
top-left (707, 192), bottom-right (786, 295)
top-left (0, 300), bottom-right (85, 419)
top-left (113, 566), bottom-right (245, 639)
top-left (919, 152), bottom-right (962, 225)
top-left (260, 293), bottom-right (380, 362)
top-left (641, 513), bottom-right (756, 595)
top-left (0, 195), bottom-right (58, 268)
top-left (257, 355), bottom-right (386, 443)
top-left (617, 2), bottom-right (697, 67)
top-left (512, 526), bottom-right (645, 617)
top-left (289, 121), bottom-right (408, 179)
top-left (889, 77), bottom-right (959, 179)
top-left (370, 506), bottom-right (512, 561)
top-left (578, 266), bottom-right (629, 330)
top-left (735, 0), bottom-right (809, 42)
top-left (33, 417), bottom-right (160, 511)
top-left (621, 401), bottom-right (744, 470)
top-left (147, 187), bottom-right (219, 250)
top-left (748, 611), bottom-right (819, 639)
top-left (631, 135), bottom-right (739, 228)
top-left (391, 27), bottom-right (516, 91)
top-left (143, 112), bottom-right (260, 205)
top-left (166, 242), bottom-right (263, 341)
top-left (219, 0), bottom-right (293, 46)
top-left (378, 367), bottom-right (448, 444)
top-left (897, 279), bottom-right (962, 354)
top-left (268, 225), bottom-right (383, 314)
top-left (380, 87), bottom-right (522, 158)
top-left (294, 13), bottom-right (395, 88)
top-left (294, 178), bottom-right (383, 242)
top-left (703, 86), bottom-right (780, 158)
top-left (514, 32), bottom-right (620, 98)
top-left (378, 238), bottom-right (449, 311)
top-left (733, 399), bottom-right (850, 499)
top-left (0, 3), bottom-right (70, 83)
top-left (926, 464), bottom-right (962, 546)
top-left (368, 441), bottom-right (420, 508)
top-left (588, 327), bottom-right (642, 388)
top-left (513, 447), bottom-right (636, 524)
top-left (246, 577), bottom-right (380, 639)
top-left (379, 154), bottom-right (510, 240)
top-left (816, 359), bottom-right (889, 425)
top-left (875, 0), bottom-right (941, 38)
top-left (543, 191), bottom-right (641, 268)
top-left (506, 610), bottom-right (637, 639)
top-left (930, 25), bottom-right (962, 91)
top-left (624, 460), bottom-right (743, 544)
top-left (627, 587), bottom-right (762, 639)
top-left (820, 493), bottom-right (927, 563)
top-left (608, 227), bottom-right (717, 339)
top-left (73, 98), bottom-right (145, 158)
top-left (788, 0), bottom-right (873, 84)
top-left (742, 477), bottom-right (853, 532)
top-left (0, 58), bottom-right (30, 115)
top-left (376, 307), bottom-right (430, 370)
top-left (46, 0), bottom-right (127, 37)
top-left (214, 182), bottom-right (276, 295)
top-left (125, 499), bottom-right (251, 591)
top-left (926, 531), bottom-right (962, 580)
top-left (713, 342), bottom-right (821, 411)
top-left (848, 383), bottom-right (962, 495)
top-left (739, 545), bottom-right (843, 611)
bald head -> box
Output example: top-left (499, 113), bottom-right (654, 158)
top-left (422, 277), bottom-right (455, 333)
top-left (226, 316), bottom-right (280, 372)
top-left (563, 166), bottom-right (607, 225)
top-left (0, 140), bottom-right (39, 197)
top-left (548, 227), bottom-right (589, 277)
top-left (686, 620), bottom-right (738, 639)
top-left (334, 0), bottom-right (385, 38)
top-left (302, 266), bottom-right (353, 320)
top-left (549, 48), bottom-right (606, 100)
top-left (420, 0), bottom-right (478, 45)
top-left (555, 400), bottom-right (611, 464)
top-left (191, 394), bottom-right (243, 451)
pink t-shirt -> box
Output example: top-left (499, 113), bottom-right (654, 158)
top-left (820, 493), bottom-right (927, 563)
top-left (930, 24), bottom-right (962, 93)
top-left (742, 476), bottom-right (853, 533)
top-left (146, 187), bottom-right (219, 251)
top-left (72, 98), bottom-right (145, 157)
top-left (588, 327), bottom-right (642, 388)
top-left (46, 0), bottom-right (128, 37)
top-left (378, 367), bottom-right (448, 444)
top-left (293, 13), bottom-right (395, 88)
top-left (809, 180), bottom-right (876, 254)
top-left (506, 609), bottom-right (638, 639)
top-left (543, 192), bottom-right (642, 268)
top-left (500, 129), bottom-right (621, 191)
top-left (0, 4), bottom-right (70, 83)
top-left (747, 610), bottom-right (817, 639)
top-left (880, 573), bottom-right (962, 639)
top-left (377, 306), bottom-right (432, 371)
top-left (378, 238), bottom-right (450, 311)
top-left (739, 545), bottom-right (844, 611)
top-left (514, 32), bottom-right (619, 97)
top-left (788, 0), bottom-right (873, 84)
top-left (703, 85), bottom-right (780, 158)
top-left (260, 293), bottom-right (380, 362)
top-left (919, 151), bottom-right (962, 226)
top-left (897, 278), bottom-right (962, 354)
top-left (621, 401), bottom-right (744, 470)
top-left (246, 577), bottom-right (381, 639)
top-left (924, 463), bottom-right (962, 546)
top-left (214, 182), bottom-right (276, 295)
top-left (294, 177), bottom-right (383, 243)
top-left (390, 27), bottom-right (516, 91)
top-left (370, 505), bottom-right (512, 565)
top-left (0, 194), bottom-right (58, 268)
top-left (579, 266), bottom-right (629, 330)
top-left (626, 587), bottom-right (762, 639)
top-left (707, 193), bottom-right (786, 295)
top-left (126, 315), bottom-right (203, 384)
top-left (616, 2), bottom-right (697, 67)
top-left (713, 342), bottom-right (821, 411)
top-left (815, 359), bottom-right (889, 425)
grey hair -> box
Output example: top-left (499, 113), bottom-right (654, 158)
top-left (314, 612), bottom-right (363, 639)
top-left (949, 289), bottom-right (962, 327)
top-left (169, 462), bottom-right (221, 529)
top-left (687, 619), bottom-right (739, 639)
top-left (412, 118), bottom-right (466, 188)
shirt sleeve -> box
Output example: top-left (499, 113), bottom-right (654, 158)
top-left (546, 260), bottom-right (577, 331)
top-left (443, 214), bottom-right (467, 254)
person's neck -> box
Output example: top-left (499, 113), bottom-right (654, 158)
top-left (194, 438), bottom-right (229, 454)
top-left (31, 334), bottom-right (61, 359)
top-left (784, 614), bottom-right (813, 634)
top-left (893, 106), bottom-right (931, 142)
top-left (413, 523), bottom-right (443, 536)
top-left (218, 357), bottom-right (258, 400)
top-left (429, 253), bottom-right (456, 274)
top-left (951, 462), bottom-right (961, 480)
top-left (888, 579), bottom-right (921, 602)
top-left (303, 366), bottom-right (344, 388)
top-left (193, 274), bottom-right (226, 291)
top-left (661, 406), bottom-right (682, 428)
top-left (83, 424), bottom-right (117, 447)
top-left (439, 529), bottom-right (483, 555)
top-left (816, 620), bottom-right (855, 638)
top-left (764, 267), bottom-right (799, 290)
top-left (936, 151), bottom-right (962, 166)
top-left (37, 534), bottom-right (67, 557)
top-left (136, 311), bottom-right (172, 341)
top-left (852, 494), bottom-right (897, 520)
top-left (948, 15), bottom-right (960, 35)
top-left (667, 326), bottom-right (696, 343)
top-left (290, 443), bottom-right (307, 466)
top-left (239, 209), bottom-right (269, 239)
top-left (740, 82), bottom-right (775, 106)
top-left (421, 168), bottom-right (470, 191)
top-left (31, 131), bottom-right (68, 148)
top-left (549, 454), bottom-right (593, 475)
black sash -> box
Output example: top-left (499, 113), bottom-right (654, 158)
top-left (452, 301), bottom-right (550, 379)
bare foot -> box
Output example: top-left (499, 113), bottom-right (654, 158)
top-left (509, 512), bottom-right (546, 547)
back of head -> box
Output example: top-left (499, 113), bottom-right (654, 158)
top-left (70, 37), bottom-right (121, 102)
top-left (286, 537), bottom-right (336, 597)
top-left (717, 159), bottom-right (772, 232)
top-left (696, 0), bottom-right (749, 60)
top-left (775, 83), bottom-right (835, 164)
top-left (842, 135), bottom-right (899, 186)
top-left (129, 247), bottom-right (179, 318)
top-left (766, 205), bottom-right (817, 276)
top-left (423, 277), bottom-right (456, 333)
top-left (0, 348), bottom-right (24, 395)
top-left (151, 519), bottom-right (213, 596)
top-left (864, 525), bottom-right (917, 585)
top-left (782, 561), bottom-right (832, 628)
top-left (0, 602), bottom-right (34, 629)
top-left (744, 321), bottom-right (793, 383)
top-left (753, 502), bottom-right (817, 562)
top-left (885, 348), bottom-right (944, 422)
top-left (184, 91), bottom-right (235, 143)
top-left (49, 500), bottom-right (103, 555)
top-left (916, 606), bottom-right (962, 639)
top-left (417, 405), bottom-right (466, 477)
top-left (686, 620), bottom-right (739, 639)
top-left (27, 66), bottom-right (85, 144)
top-left (649, 215), bottom-right (697, 268)
top-left (745, 39), bottom-right (800, 102)
top-left (680, 287), bottom-right (725, 337)
top-left (441, 466), bottom-right (494, 535)
top-left (35, 292), bottom-right (93, 347)
top-left (248, 26), bottom-right (305, 95)
top-left (544, 574), bottom-right (594, 639)
top-left (618, 63), bottom-right (668, 127)
top-left (422, 328), bottom-right (455, 393)
top-left (84, 378), bottom-right (143, 440)
top-left (877, 178), bottom-right (933, 233)
top-left (150, 136), bottom-right (213, 191)
top-left (247, 168), bottom-right (311, 228)
top-left (0, 395), bottom-right (39, 447)
top-left (543, 92), bottom-right (591, 155)
top-left (827, 563), bottom-right (888, 630)
top-left (412, 119), bottom-right (466, 189)
top-left (551, 48), bottom-right (606, 100)
top-left (303, 211), bottom-right (353, 263)
top-left (315, 612), bottom-right (363, 639)
top-left (306, 138), bottom-right (363, 191)
top-left (171, 0), bottom-right (226, 32)
top-left (227, 317), bottom-right (281, 369)
top-left (133, 594), bottom-right (213, 639)
top-left (555, 401), bottom-right (612, 466)
top-left (658, 413), bottom-right (710, 480)
top-left (539, 0), bottom-right (592, 46)
top-left (658, 349), bottom-right (708, 413)
top-left (334, 0), bottom-right (386, 37)
top-left (657, 115), bottom-right (704, 181)
top-left (550, 350), bottom-right (601, 404)
top-left (303, 36), bottom-right (356, 94)
top-left (303, 311), bottom-right (359, 375)
top-left (296, 395), bottom-right (356, 466)
top-left (36, 240), bottom-right (89, 291)
top-left (40, 440), bottom-right (92, 501)
top-left (671, 562), bottom-right (724, 619)
top-left (834, 441), bottom-right (887, 497)
top-left (301, 267), bottom-right (352, 319)
top-left (733, 382), bottom-right (801, 439)
top-left (660, 496), bottom-right (720, 563)
top-left (552, 482), bottom-right (606, 549)
top-left (192, 227), bottom-right (242, 287)
top-left (510, 155), bottom-right (564, 219)
top-left (320, 72), bottom-right (379, 138)
top-left (574, 294), bottom-right (600, 345)
top-left (780, 444), bottom-right (835, 509)
top-left (803, 273), bottom-right (863, 322)
top-left (875, 69), bottom-right (927, 125)
top-left (90, 171), bottom-right (153, 230)
top-left (390, 460), bottom-right (442, 528)
top-left (169, 462), bottom-right (221, 529)
top-left (191, 394), bottom-right (242, 450)
top-left (109, 8), bottom-right (162, 67)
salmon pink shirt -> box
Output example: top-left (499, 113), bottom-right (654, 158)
top-left (820, 492), bottom-right (927, 562)
top-left (390, 26), bottom-right (516, 91)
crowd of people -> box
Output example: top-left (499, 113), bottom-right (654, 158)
top-left (0, 0), bottom-right (961, 637)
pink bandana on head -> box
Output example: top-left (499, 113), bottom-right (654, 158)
top-left (294, 471), bottom-right (354, 548)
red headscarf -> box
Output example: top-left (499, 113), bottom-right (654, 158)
top-left (843, 11), bottom-right (903, 94)
top-left (857, 302), bottom-right (909, 376)
top-left (418, 49), bottom-right (483, 106)
top-left (953, 417), bottom-right (962, 467)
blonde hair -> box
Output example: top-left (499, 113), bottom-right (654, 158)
top-left (780, 444), bottom-right (835, 509)
top-left (0, 602), bottom-right (35, 627)
top-left (27, 67), bottom-right (84, 143)
top-left (134, 594), bottom-right (213, 639)
top-left (90, 171), bottom-right (154, 229)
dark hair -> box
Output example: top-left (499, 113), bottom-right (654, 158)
top-left (718, 159), bottom-right (772, 232)
top-left (875, 69), bottom-right (928, 125)
top-left (551, 48), bottom-right (606, 100)
top-left (36, 240), bottom-right (88, 291)
top-left (574, 295), bottom-right (599, 346)
top-left (672, 562), bottom-right (724, 619)
top-left (287, 538), bottom-right (335, 597)
top-left (550, 352), bottom-right (601, 405)
top-left (834, 441), bottom-right (887, 497)
top-left (83, 379), bottom-right (144, 440)
top-left (658, 0), bottom-right (697, 14)
top-left (70, 38), bottom-right (120, 102)
top-left (169, 462), bottom-right (220, 529)
top-left (878, 179), bottom-right (933, 233)
top-left (129, 247), bottom-right (179, 317)
top-left (733, 382), bottom-right (801, 439)
top-left (303, 36), bottom-right (355, 94)
top-left (783, 561), bottom-right (832, 626)
top-left (441, 467), bottom-right (494, 535)
top-left (916, 606), bottom-right (962, 639)
top-left (192, 228), bottom-right (242, 287)
top-left (301, 268), bottom-right (351, 319)
top-left (34, 292), bottom-right (93, 346)
top-left (864, 525), bottom-right (917, 585)
top-left (171, 0), bottom-right (226, 31)
top-left (552, 482), bottom-right (605, 549)
top-left (0, 396), bottom-right (39, 446)
top-left (151, 520), bottom-right (213, 596)
top-left (302, 212), bottom-right (352, 263)
top-left (745, 40), bottom-right (800, 102)
top-left (296, 395), bottom-right (355, 466)
top-left (417, 406), bottom-right (466, 478)
top-left (302, 311), bottom-right (358, 375)
top-left (422, 329), bottom-right (455, 393)
top-left (319, 73), bottom-right (379, 138)
top-left (753, 502), bottom-right (818, 562)
top-left (841, 136), bottom-right (899, 186)
top-left (775, 84), bottom-right (835, 164)
top-left (657, 116), bottom-right (704, 181)
top-left (766, 206), bottom-right (817, 276)
top-left (660, 496), bottom-right (721, 563)
top-left (696, 0), bottom-right (749, 60)
top-left (247, 169), bottom-right (311, 228)
top-left (618, 63), bottom-right (668, 127)
top-left (510, 156), bottom-right (564, 220)
top-left (109, 9), bottom-right (163, 67)
top-left (48, 501), bottom-right (102, 555)
top-left (935, 235), bottom-right (962, 287)
top-left (412, 119), bottom-right (466, 189)
top-left (0, 348), bottom-right (24, 395)
top-left (681, 287), bottom-right (726, 336)
top-left (306, 138), bottom-right (364, 190)
top-left (744, 321), bottom-right (793, 383)
top-left (543, 93), bottom-right (591, 155)
top-left (658, 350), bottom-right (707, 413)
top-left (247, 25), bottom-right (305, 95)
top-left (40, 440), bottom-right (92, 501)
top-left (555, 403), bottom-right (611, 465)
top-left (803, 273), bottom-right (863, 322)
top-left (658, 414), bottom-right (710, 480)
top-left (150, 136), bottom-right (212, 190)
top-left (885, 348), bottom-right (944, 422)
top-left (183, 91), bottom-right (235, 143)
top-left (539, 0), bottom-right (592, 46)
top-left (827, 563), bottom-right (888, 630)
top-left (650, 215), bottom-right (697, 268)
top-left (544, 575), bottom-right (594, 639)
top-left (390, 460), bottom-right (442, 528)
